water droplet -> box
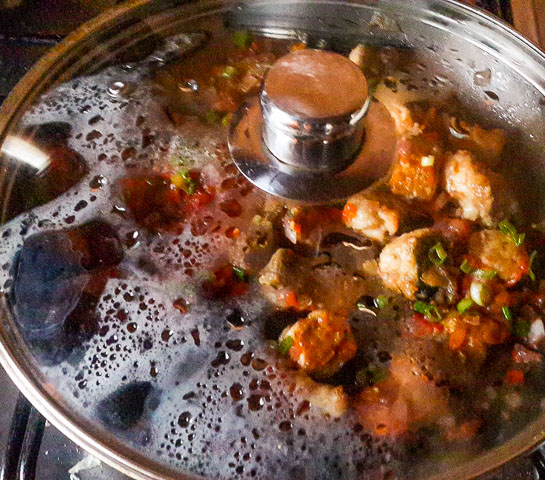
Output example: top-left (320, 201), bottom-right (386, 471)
top-left (240, 352), bottom-right (254, 366)
top-left (108, 81), bottom-right (128, 98)
top-left (191, 328), bottom-right (200, 346)
top-left (178, 79), bottom-right (199, 93)
top-left (279, 420), bottom-right (292, 432)
top-left (161, 328), bottom-right (173, 343)
top-left (230, 383), bottom-right (244, 401)
top-left (248, 394), bottom-right (264, 411)
top-left (226, 339), bottom-right (244, 351)
top-left (173, 297), bottom-right (188, 314)
top-left (124, 231), bottom-right (140, 249)
top-left (484, 90), bottom-right (499, 101)
top-left (178, 411), bottom-right (192, 428)
top-left (90, 174), bottom-right (107, 189)
top-left (211, 351), bottom-right (230, 368)
top-left (227, 309), bottom-right (246, 329)
top-left (251, 358), bottom-right (267, 371)
top-left (474, 68), bottom-right (491, 87)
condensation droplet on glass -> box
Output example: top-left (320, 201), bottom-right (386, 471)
top-left (178, 80), bottom-right (199, 93)
top-left (474, 69), bottom-right (491, 87)
top-left (108, 81), bottom-right (127, 98)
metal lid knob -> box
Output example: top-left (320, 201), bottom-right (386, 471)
top-left (261, 49), bottom-right (368, 173)
top-left (228, 48), bottom-right (396, 202)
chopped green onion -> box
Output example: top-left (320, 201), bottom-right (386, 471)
top-left (429, 242), bottom-right (447, 265)
top-left (233, 30), bottom-right (252, 48)
top-left (472, 268), bottom-right (497, 280)
top-left (374, 295), bottom-right (389, 309)
top-left (421, 155), bottom-right (435, 167)
top-left (220, 65), bottom-right (237, 78)
top-left (356, 295), bottom-right (377, 315)
top-left (460, 259), bottom-right (473, 274)
top-left (356, 366), bottom-right (389, 386)
top-left (512, 320), bottom-right (530, 339)
top-left (414, 301), bottom-right (442, 321)
top-left (277, 336), bottom-right (293, 355)
top-left (502, 306), bottom-right (512, 321)
top-left (470, 281), bottom-right (492, 307)
top-left (529, 250), bottom-right (538, 281)
top-left (221, 114), bottom-right (232, 127)
top-left (499, 220), bottom-right (525, 246)
top-left (232, 266), bottom-right (247, 282)
top-left (457, 298), bottom-right (473, 314)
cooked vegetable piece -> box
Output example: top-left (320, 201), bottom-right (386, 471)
top-left (388, 133), bottom-right (442, 201)
top-left (279, 310), bottom-right (357, 378)
top-left (499, 220), bottom-right (525, 246)
top-left (469, 281), bottom-right (492, 307)
top-left (457, 298), bottom-right (473, 314)
top-left (428, 242), bottom-right (447, 265)
top-left (468, 229), bottom-right (529, 285)
top-left (378, 228), bottom-right (441, 299)
top-left (342, 184), bottom-right (408, 243)
top-left (443, 150), bottom-right (494, 225)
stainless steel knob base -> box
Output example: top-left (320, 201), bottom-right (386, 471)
top-left (228, 96), bottom-right (397, 203)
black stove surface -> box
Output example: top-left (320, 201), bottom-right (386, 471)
top-left (0, 1), bottom-right (540, 479)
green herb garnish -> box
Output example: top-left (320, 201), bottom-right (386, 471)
top-left (277, 336), bottom-right (293, 355)
top-left (375, 295), bottom-right (389, 309)
top-left (429, 242), bottom-right (447, 265)
top-left (414, 301), bottom-right (442, 321)
top-left (472, 268), bottom-right (497, 280)
top-left (460, 259), bottom-right (473, 274)
top-left (529, 250), bottom-right (538, 281)
top-left (499, 220), bottom-right (525, 247)
top-left (457, 298), bottom-right (473, 314)
top-left (232, 266), bottom-right (247, 282)
top-left (502, 306), bottom-right (512, 321)
top-left (356, 366), bottom-right (389, 386)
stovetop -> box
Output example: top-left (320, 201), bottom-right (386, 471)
top-left (0, 1), bottom-right (541, 479)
